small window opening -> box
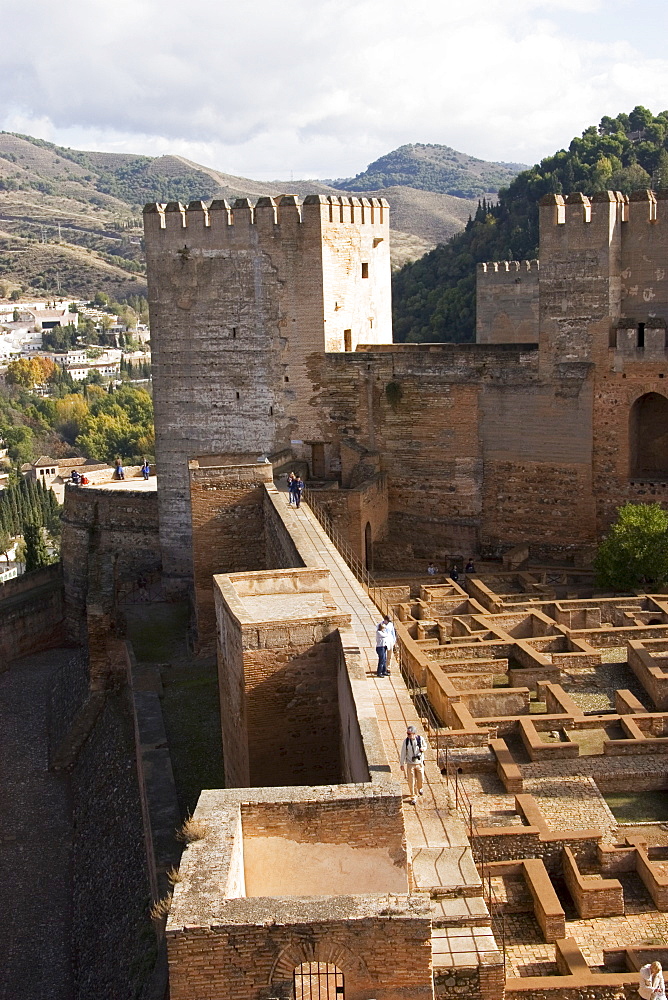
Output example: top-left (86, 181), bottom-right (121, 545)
top-left (638, 323), bottom-right (645, 349)
top-left (369, 318), bottom-right (373, 329)
top-left (232, 327), bottom-right (237, 339)
top-left (344, 329), bottom-right (352, 352)
top-left (269, 406), bottom-right (273, 416)
top-left (235, 391), bottom-right (240, 400)
top-left (361, 262), bottom-right (369, 278)
top-left (284, 375), bottom-right (290, 383)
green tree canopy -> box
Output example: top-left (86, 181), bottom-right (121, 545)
top-left (393, 106), bottom-right (668, 343)
top-left (594, 503), bottom-right (668, 591)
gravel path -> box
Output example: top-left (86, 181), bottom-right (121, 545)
top-left (0, 650), bottom-right (74, 1000)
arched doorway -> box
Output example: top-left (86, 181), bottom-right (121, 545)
top-left (364, 521), bottom-right (372, 570)
top-left (630, 393), bottom-right (668, 479)
top-left (293, 962), bottom-right (344, 1000)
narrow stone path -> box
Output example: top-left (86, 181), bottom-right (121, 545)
top-left (279, 491), bottom-right (473, 852)
top-left (0, 650), bottom-right (74, 1000)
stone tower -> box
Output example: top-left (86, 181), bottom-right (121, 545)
top-left (143, 194), bottom-right (392, 588)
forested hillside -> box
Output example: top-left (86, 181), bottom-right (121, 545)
top-left (392, 107), bottom-right (668, 343)
top-left (331, 143), bottom-right (524, 199)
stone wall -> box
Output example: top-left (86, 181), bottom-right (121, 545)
top-left (476, 260), bottom-right (540, 344)
top-left (166, 902), bottom-right (432, 1000)
top-left (144, 195), bottom-right (392, 586)
top-left (61, 484), bottom-right (161, 643)
top-left (189, 459), bottom-right (272, 653)
top-left (0, 563), bottom-right (65, 664)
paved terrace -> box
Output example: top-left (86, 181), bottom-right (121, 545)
top-left (268, 484), bottom-right (498, 971)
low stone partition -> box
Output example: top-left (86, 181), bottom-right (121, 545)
top-left (615, 689), bottom-right (646, 714)
top-left (505, 937), bottom-right (638, 999)
top-left (518, 717), bottom-right (579, 761)
top-left (471, 792), bottom-right (601, 873)
top-left (483, 859), bottom-right (565, 943)
top-left (562, 846), bottom-right (624, 918)
top-left (490, 738), bottom-right (523, 792)
top-left (635, 844), bottom-right (668, 909)
top-left (427, 668), bottom-right (530, 728)
top-left (538, 681), bottom-right (585, 719)
top-left (628, 638), bottom-right (668, 709)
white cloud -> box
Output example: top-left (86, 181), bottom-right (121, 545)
top-left (2, 0), bottom-right (667, 179)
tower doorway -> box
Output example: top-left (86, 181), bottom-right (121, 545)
top-left (630, 392), bottom-right (668, 479)
top-left (364, 521), bottom-right (372, 570)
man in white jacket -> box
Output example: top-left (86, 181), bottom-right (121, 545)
top-left (400, 725), bottom-right (427, 805)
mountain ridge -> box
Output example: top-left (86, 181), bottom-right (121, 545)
top-left (0, 132), bottom-right (523, 299)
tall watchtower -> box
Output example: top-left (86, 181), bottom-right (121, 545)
top-left (143, 194), bottom-right (392, 588)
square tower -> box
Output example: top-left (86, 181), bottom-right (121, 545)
top-left (143, 194), bottom-right (392, 587)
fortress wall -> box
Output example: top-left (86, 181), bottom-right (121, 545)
top-left (0, 563), bottom-right (65, 664)
top-left (189, 460), bottom-right (272, 654)
top-left (592, 370), bottom-right (668, 537)
top-left (309, 344), bottom-right (601, 563)
top-left (538, 193), bottom-right (622, 370)
top-left (61, 485), bottom-right (161, 643)
top-left (620, 191), bottom-right (668, 322)
top-left (476, 260), bottom-right (540, 344)
top-left (166, 907), bottom-right (433, 1000)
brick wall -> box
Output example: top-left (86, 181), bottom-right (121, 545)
top-left (167, 906), bottom-right (433, 1000)
top-left (61, 484), bottom-right (161, 643)
top-left (189, 460), bottom-right (272, 653)
top-left (476, 260), bottom-right (540, 344)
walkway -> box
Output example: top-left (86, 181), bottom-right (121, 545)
top-left (276, 490), bottom-right (499, 969)
top-left (0, 649), bottom-right (74, 1000)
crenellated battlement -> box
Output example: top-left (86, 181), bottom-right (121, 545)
top-left (539, 188), bottom-right (668, 228)
top-left (478, 259), bottom-right (540, 280)
top-left (143, 193), bottom-right (390, 247)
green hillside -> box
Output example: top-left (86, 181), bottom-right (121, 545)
top-left (392, 107), bottom-right (668, 344)
top-left (331, 143), bottom-right (525, 199)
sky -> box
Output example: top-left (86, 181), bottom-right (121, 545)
top-left (2, 0), bottom-right (667, 181)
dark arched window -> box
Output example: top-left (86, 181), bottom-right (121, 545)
top-left (630, 392), bottom-right (668, 479)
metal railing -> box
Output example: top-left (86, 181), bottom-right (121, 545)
top-left (302, 488), bottom-right (506, 972)
top-left (443, 763), bottom-right (507, 974)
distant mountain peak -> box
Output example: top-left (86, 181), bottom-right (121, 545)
top-left (328, 143), bottom-right (527, 200)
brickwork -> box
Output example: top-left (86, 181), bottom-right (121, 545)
top-left (476, 261), bottom-right (540, 344)
top-left (61, 482), bottom-right (161, 642)
top-left (189, 458), bottom-right (272, 652)
top-left (144, 195), bottom-right (392, 585)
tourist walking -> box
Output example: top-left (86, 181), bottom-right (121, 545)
top-left (639, 962), bottom-right (665, 1000)
top-left (427, 562), bottom-right (438, 575)
top-left (294, 476), bottom-right (304, 508)
top-left (399, 725), bottom-right (427, 805)
top-left (287, 472), bottom-right (296, 505)
top-left (381, 614), bottom-right (396, 672)
top-left (114, 457), bottom-right (125, 481)
top-left (375, 620), bottom-right (388, 677)
top-left (141, 459), bottom-right (150, 480)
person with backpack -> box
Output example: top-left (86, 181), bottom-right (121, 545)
top-left (399, 725), bottom-right (427, 805)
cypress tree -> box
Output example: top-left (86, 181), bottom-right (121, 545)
top-left (23, 520), bottom-right (49, 572)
